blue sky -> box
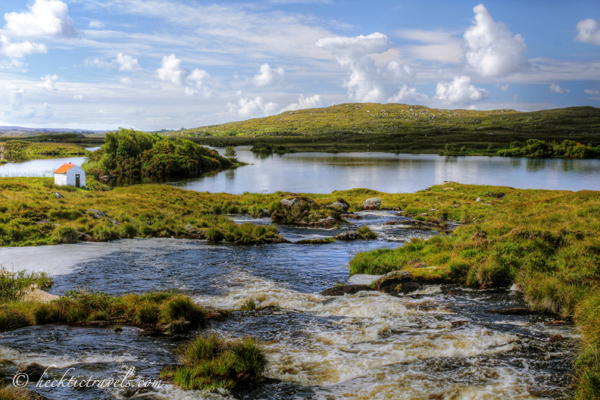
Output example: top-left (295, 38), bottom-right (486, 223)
top-left (0, 0), bottom-right (599, 130)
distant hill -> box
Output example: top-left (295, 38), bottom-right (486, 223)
top-left (0, 126), bottom-right (105, 137)
top-left (179, 103), bottom-right (600, 138)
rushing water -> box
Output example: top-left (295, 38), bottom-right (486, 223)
top-left (0, 212), bottom-right (576, 399)
top-left (2, 147), bottom-right (600, 192)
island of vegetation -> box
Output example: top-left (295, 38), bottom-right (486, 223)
top-left (83, 128), bottom-right (245, 179)
top-left (166, 103), bottom-right (600, 157)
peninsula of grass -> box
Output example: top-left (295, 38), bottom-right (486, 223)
top-left (171, 103), bottom-right (600, 156)
top-left (161, 333), bottom-right (267, 392)
top-left (0, 140), bottom-right (86, 156)
top-left (83, 128), bottom-right (245, 179)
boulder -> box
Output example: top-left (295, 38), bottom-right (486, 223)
top-left (361, 197), bottom-right (381, 210)
top-left (335, 232), bottom-right (362, 241)
top-left (320, 284), bottom-right (373, 296)
top-left (184, 224), bottom-right (198, 235)
top-left (372, 271), bottom-right (421, 295)
top-left (280, 198), bottom-right (301, 208)
top-left (317, 217), bottom-right (337, 229)
top-left (16, 363), bottom-right (46, 382)
top-left (331, 199), bottom-right (350, 212)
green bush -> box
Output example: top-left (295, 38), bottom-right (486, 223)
top-left (53, 226), bottom-right (78, 244)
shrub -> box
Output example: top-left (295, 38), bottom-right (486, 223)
top-left (357, 226), bottom-right (377, 240)
top-left (206, 228), bottom-right (224, 243)
top-left (53, 226), bottom-right (78, 244)
top-left (119, 223), bottom-right (138, 238)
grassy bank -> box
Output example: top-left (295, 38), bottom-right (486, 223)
top-left (0, 140), bottom-right (86, 156)
top-left (347, 182), bottom-right (600, 399)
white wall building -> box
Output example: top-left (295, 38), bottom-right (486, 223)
top-left (54, 163), bottom-right (86, 188)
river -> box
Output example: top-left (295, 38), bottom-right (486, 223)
top-left (0, 148), bottom-right (581, 399)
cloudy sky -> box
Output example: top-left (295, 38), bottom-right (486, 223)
top-left (0, 0), bottom-right (599, 131)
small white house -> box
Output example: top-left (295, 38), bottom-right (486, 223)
top-left (54, 163), bottom-right (86, 188)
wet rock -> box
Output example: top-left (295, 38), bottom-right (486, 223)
top-left (17, 363), bottom-right (46, 382)
top-left (548, 334), bottom-right (564, 343)
top-left (493, 307), bottom-right (535, 315)
top-left (317, 217), bottom-right (337, 228)
top-left (320, 284), bottom-right (373, 296)
top-left (78, 231), bottom-right (93, 242)
top-left (361, 197), bottom-right (381, 210)
top-left (451, 320), bottom-right (468, 327)
top-left (548, 320), bottom-right (567, 326)
top-left (446, 290), bottom-right (455, 296)
top-left (331, 199), bottom-right (350, 212)
top-left (280, 198), bottom-right (301, 208)
top-left (206, 311), bottom-right (226, 321)
top-left (334, 232), bottom-right (362, 241)
top-left (256, 209), bottom-right (271, 218)
top-left (373, 271), bottom-right (421, 295)
top-left (122, 386), bottom-right (156, 398)
top-left (340, 213), bottom-right (361, 220)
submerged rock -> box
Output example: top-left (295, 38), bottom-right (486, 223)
top-left (334, 232), bottom-right (362, 241)
top-left (340, 213), bottom-right (361, 220)
top-left (361, 197), bottom-right (381, 210)
top-left (320, 284), bottom-right (373, 296)
top-left (16, 363), bottom-right (46, 382)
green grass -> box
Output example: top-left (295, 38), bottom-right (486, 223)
top-left (161, 333), bottom-right (267, 392)
top-left (0, 290), bottom-right (207, 334)
top-left (0, 140), bottom-right (86, 156)
top-left (167, 103), bottom-right (600, 155)
top-left (0, 268), bottom-right (52, 303)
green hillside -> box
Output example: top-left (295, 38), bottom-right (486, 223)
top-left (176, 103), bottom-right (600, 154)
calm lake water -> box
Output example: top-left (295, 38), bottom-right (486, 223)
top-left (2, 147), bottom-right (599, 193)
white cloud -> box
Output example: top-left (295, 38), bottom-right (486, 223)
top-left (548, 83), bottom-right (570, 94)
top-left (388, 85), bottom-right (428, 103)
top-left (435, 75), bottom-right (488, 104)
top-left (120, 77), bottom-right (133, 86)
top-left (316, 32), bottom-right (414, 102)
top-left (39, 74), bottom-right (58, 91)
top-left (281, 94), bottom-right (326, 111)
top-left (584, 88), bottom-right (600, 95)
top-left (116, 53), bottom-right (141, 71)
top-left (575, 18), bottom-right (600, 45)
top-left (89, 20), bottom-right (105, 29)
top-left (229, 96), bottom-right (278, 117)
top-left (73, 94), bottom-right (83, 100)
top-left (464, 4), bottom-right (530, 77)
top-left (4, 0), bottom-right (77, 38)
top-left (0, 34), bottom-right (46, 59)
top-left (157, 54), bottom-right (189, 86)
top-left (253, 63), bottom-right (286, 87)
top-left (84, 57), bottom-right (114, 69)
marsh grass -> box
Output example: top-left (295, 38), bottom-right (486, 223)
top-left (162, 333), bottom-right (267, 392)
top-left (0, 267), bottom-right (52, 303)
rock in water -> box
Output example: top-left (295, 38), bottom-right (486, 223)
top-left (16, 363), bottom-right (47, 382)
top-left (332, 199), bottom-right (350, 212)
top-left (361, 197), bottom-right (381, 210)
top-left (335, 232), bottom-right (362, 241)
top-left (320, 285), bottom-right (373, 296)
top-left (372, 271), bottom-right (421, 294)
top-left (317, 217), bottom-right (337, 228)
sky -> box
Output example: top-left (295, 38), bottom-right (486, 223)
top-left (0, 0), bottom-right (599, 131)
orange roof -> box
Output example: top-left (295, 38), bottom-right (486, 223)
top-left (54, 163), bottom-right (76, 174)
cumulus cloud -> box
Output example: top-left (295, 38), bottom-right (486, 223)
top-left (548, 83), bottom-right (570, 94)
top-left (316, 32), bottom-right (415, 103)
top-left (281, 94), bottom-right (326, 111)
top-left (116, 53), bottom-right (141, 72)
top-left (73, 94), bottom-right (83, 100)
top-left (157, 54), bottom-right (211, 96)
top-left (84, 57), bottom-right (113, 69)
top-left (435, 75), bottom-right (488, 104)
top-left (39, 74), bottom-right (58, 91)
top-left (4, 0), bottom-right (77, 38)
top-left (253, 63), bottom-right (286, 87)
top-left (120, 77), bottom-right (133, 86)
top-left (464, 4), bottom-right (530, 77)
top-left (0, 34), bottom-right (46, 59)
top-left (575, 18), bottom-right (600, 45)
top-left (584, 88), bottom-right (600, 95)
top-left (229, 96), bottom-right (278, 117)
top-left (388, 85), bottom-right (428, 103)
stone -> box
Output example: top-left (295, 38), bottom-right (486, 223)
top-left (340, 213), bottom-right (361, 220)
top-left (475, 198), bottom-right (482, 202)
top-left (35, 219), bottom-right (49, 225)
top-left (122, 387), bottom-right (156, 398)
top-left (420, 213), bottom-right (429, 217)
top-left (451, 320), bottom-right (468, 327)
top-left (280, 198), bottom-right (301, 208)
top-left (320, 284), bottom-right (373, 296)
top-left (372, 271), bottom-right (421, 295)
top-left (184, 224), bottom-right (198, 234)
top-left (335, 232), bottom-right (362, 241)
top-left (53, 192), bottom-right (64, 199)
top-left (87, 209), bottom-right (108, 219)
top-left (361, 197), bottom-right (381, 210)
top-left (317, 217), bottom-right (337, 228)
top-left (494, 307), bottom-right (534, 315)
top-left (548, 334), bottom-right (564, 343)
top-left (332, 199), bottom-right (350, 212)
top-left (257, 209), bottom-right (271, 218)
top-left (16, 363), bottom-right (46, 382)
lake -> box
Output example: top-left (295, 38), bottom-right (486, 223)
top-left (2, 147), bottom-right (600, 193)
